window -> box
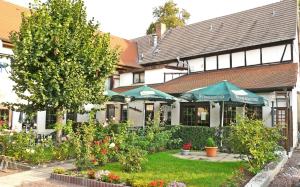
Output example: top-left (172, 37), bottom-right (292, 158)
top-left (46, 109), bottom-right (56, 129)
top-left (160, 103), bottom-right (171, 125)
top-left (223, 105), bottom-right (236, 126)
top-left (0, 109), bottom-right (9, 125)
top-left (66, 112), bottom-right (77, 122)
top-left (133, 72), bottom-right (145, 84)
top-left (180, 103), bottom-right (209, 126)
top-left (120, 104), bottom-right (128, 122)
top-left (246, 106), bottom-right (262, 120)
top-left (145, 103), bottom-right (154, 123)
top-left (106, 104), bottom-right (115, 120)
top-left (196, 105), bottom-right (209, 126)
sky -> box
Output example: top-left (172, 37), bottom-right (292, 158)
top-left (6, 0), bottom-right (279, 39)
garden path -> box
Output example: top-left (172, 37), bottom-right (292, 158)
top-left (0, 162), bottom-right (75, 187)
top-left (173, 151), bottom-right (245, 162)
top-left (269, 147), bottom-right (300, 187)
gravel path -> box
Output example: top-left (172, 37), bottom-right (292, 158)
top-left (269, 148), bottom-right (300, 187)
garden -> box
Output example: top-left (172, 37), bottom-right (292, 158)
top-left (0, 113), bottom-right (284, 187)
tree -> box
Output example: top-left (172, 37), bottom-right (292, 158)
top-left (10, 0), bottom-right (118, 142)
top-left (146, 0), bottom-right (190, 35)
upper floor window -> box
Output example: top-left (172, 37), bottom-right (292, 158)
top-left (133, 72), bottom-right (145, 84)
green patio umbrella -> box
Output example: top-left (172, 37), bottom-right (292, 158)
top-left (103, 90), bottom-right (125, 102)
top-left (122, 85), bottom-right (176, 126)
top-left (181, 80), bottom-right (266, 147)
top-left (122, 85), bottom-right (176, 102)
top-left (181, 80), bottom-right (265, 105)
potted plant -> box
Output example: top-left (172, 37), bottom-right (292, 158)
top-left (181, 142), bottom-right (192, 155)
top-left (205, 137), bottom-right (218, 157)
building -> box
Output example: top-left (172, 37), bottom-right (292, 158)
top-left (0, 0), bottom-right (299, 151)
top-left (112, 0), bottom-right (300, 151)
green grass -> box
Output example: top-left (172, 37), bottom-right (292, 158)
top-left (100, 151), bottom-right (244, 187)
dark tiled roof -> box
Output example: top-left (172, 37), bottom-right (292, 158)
top-left (113, 63), bottom-right (298, 94)
top-left (133, 0), bottom-right (297, 65)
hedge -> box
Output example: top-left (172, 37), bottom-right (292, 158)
top-left (167, 125), bottom-right (232, 150)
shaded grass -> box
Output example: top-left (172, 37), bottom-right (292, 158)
top-left (100, 151), bottom-right (244, 187)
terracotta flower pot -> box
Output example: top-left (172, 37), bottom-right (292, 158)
top-left (205, 147), bottom-right (218, 157)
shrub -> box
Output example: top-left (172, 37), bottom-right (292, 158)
top-left (227, 117), bottom-right (283, 173)
top-left (118, 146), bottom-right (147, 172)
top-left (168, 126), bottom-right (217, 150)
top-left (206, 137), bottom-right (216, 147)
top-left (27, 137), bottom-right (54, 164)
top-left (53, 167), bottom-right (66, 174)
top-left (74, 112), bottom-right (96, 170)
top-left (5, 130), bottom-right (35, 161)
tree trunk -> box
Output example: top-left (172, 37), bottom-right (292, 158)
top-left (56, 107), bottom-right (64, 143)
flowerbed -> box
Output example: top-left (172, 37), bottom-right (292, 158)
top-left (51, 172), bottom-right (128, 187)
top-left (0, 121), bottom-right (76, 165)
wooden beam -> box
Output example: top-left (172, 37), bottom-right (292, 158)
top-left (280, 44), bottom-right (288, 63)
top-left (244, 51), bottom-right (247, 66)
top-left (260, 48), bottom-right (263, 64)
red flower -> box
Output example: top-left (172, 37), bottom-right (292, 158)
top-left (182, 143), bottom-right (192, 150)
top-left (101, 149), bottom-right (107, 155)
top-left (239, 167), bottom-right (244, 173)
top-left (94, 141), bottom-right (101, 145)
top-left (108, 173), bottom-right (120, 183)
top-left (103, 136), bottom-right (110, 144)
top-left (149, 180), bottom-right (164, 187)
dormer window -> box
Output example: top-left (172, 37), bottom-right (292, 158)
top-left (133, 72), bottom-right (145, 84)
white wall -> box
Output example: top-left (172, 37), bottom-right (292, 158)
top-left (145, 68), bottom-right (186, 84)
top-left (246, 49), bottom-right (260, 66)
top-left (119, 72), bottom-right (133, 86)
top-left (218, 54), bottom-right (230, 69)
top-left (291, 87), bottom-right (298, 147)
top-left (176, 44), bottom-right (294, 73)
top-left (257, 92), bottom-right (275, 128)
top-left (127, 100), bottom-right (145, 127)
top-left (188, 58), bottom-right (204, 72)
top-left (262, 44), bottom-right (291, 63)
top-left (206, 56), bottom-right (217, 70)
top-left (293, 31), bottom-right (299, 63)
top-left (210, 103), bottom-right (220, 127)
top-left (171, 101), bottom-right (180, 125)
top-left (232, 51), bottom-right (245, 67)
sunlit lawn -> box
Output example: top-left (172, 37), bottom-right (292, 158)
top-left (100, 151), bottom-right (244, 187)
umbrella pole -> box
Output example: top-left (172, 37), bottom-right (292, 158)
top-left (143, 100), bottom-right (145, 128)
top-left (220, 101), bottom-right (224, 148)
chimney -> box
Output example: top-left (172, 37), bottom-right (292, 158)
top-left (151, 34), bottom-right (158, 47)
top-left (155, 23), bottom-right (167, 39)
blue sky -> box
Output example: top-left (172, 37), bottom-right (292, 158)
top-left (7, 0), bottom-right (278, 39)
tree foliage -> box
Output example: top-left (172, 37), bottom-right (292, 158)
top-left (146, 0), bottom-right (190, 34)
top-left (10, 0), bottom-right (118, 135)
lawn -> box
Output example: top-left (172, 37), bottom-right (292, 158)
top-left (100, 151), bottom-right (244, 187)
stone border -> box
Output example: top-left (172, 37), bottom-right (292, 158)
top-left (245, 152), bottom-right (288, 187)
top-left (50, 173), bottom-right (129, 187)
